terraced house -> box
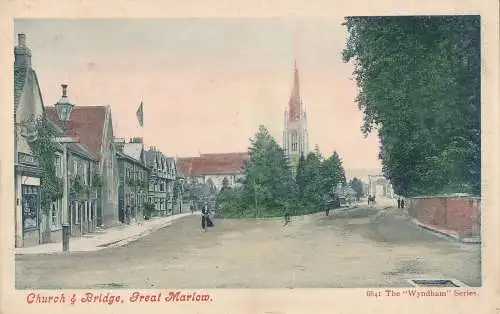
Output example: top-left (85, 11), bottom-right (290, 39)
top-left (145, 148), bottom-right (177, 215)
top-left (115, 138), bottom-right (150, 223)
top-left (46, 104), bottom-right (119, 228)
top-left (14, 33), bottom-right (47, 247)
top-left (13, 34), bottom-right (101, 247)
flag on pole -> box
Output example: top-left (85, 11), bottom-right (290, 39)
top-left (136, 101), bottom-right (144, 127)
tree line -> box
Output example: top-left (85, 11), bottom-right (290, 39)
top-left (217, 125), bottom-right (350, 218)
top-left (342, 16), bottom-right (481, 197)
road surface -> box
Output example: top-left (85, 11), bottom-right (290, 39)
top-left (15, 205), bottom-right (481, 289)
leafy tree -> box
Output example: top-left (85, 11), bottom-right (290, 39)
top-left (295, 153), bottom-right (307, 204)
top-left (206, 178), bottom-right (217, 194)
top-left (27, 117), bottom-right (63, 242)
top-left (342, 16), bottom-right (480, 196)
top-left (321, 151), bottom-right (345, 196)
top-left (29, 117), bottom-right (63, 212)
top-left (302, 152), bottom-right (323, 209)
top-left (349, 177), bottom-right (364, 200)
top-left (218, 126), bottom-right (349, 218)
top-left (220, 125), bottom-right (297, 218)
top-left (184, 181), bottom-right (214, 203)
top-left (221, 177), bottom-right (230, 192)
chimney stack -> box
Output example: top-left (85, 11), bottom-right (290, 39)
top-left (130, 137), bottom-right (143, 144)
top-left (61, 84), bottom-right (68, 97)
top-left (18, 33), bottom-right (26, 47)
top-left (14, 33), bottom-right (32, 70)
top-left (114, 138), bottom-right (126, 152)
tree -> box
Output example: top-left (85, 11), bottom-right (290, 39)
top-left (220, 125), bottom-right (297, 218)
top-left (321, 151), bottom-right (345, 196)
top-left (342, 16), bottom-right (480, 196)
top-left (221, 177), bottom-right (230, 192)
top-left (28, 117), bottom-right (63, 243)
top-left (295, 153), bottom-right (307, 204)
top-left (302, 152), bottom-right (323, 210)
top-left (349, 177), bottom-right (364, 201)
top-left (206, 178), bottom-right (217, 194)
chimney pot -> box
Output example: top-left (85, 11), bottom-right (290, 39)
top-left (61, 84), bottom-right (68, 97)
top-left (18, 33), bottom-right (26, 47)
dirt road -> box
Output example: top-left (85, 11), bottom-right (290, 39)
top-left (15, 205), bottom-right (481, 289)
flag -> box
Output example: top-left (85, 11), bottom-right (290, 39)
top-left (136, 102), bottom-right (144, 127)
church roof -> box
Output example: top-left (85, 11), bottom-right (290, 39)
top-left (178, 152), bottom-right (248, 176)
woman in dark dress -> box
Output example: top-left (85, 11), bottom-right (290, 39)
top-left (201, 205), bottom-right (207, 232)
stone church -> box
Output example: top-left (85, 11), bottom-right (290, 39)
top-left (282, 61), bottom-right (309, 172)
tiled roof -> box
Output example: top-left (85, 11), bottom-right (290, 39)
top-left (14, 67), bottom-right (28, 110)
top-left (178, 152), bottom-right (248, 176)
top-left (123, 143), bottom-right (143, 162)
top-left (46, 119), bottom-right (96, 161)
top-left (144, 150), bottom-right (158, 168)
top-left (45, 106), bottom-right (107, 161)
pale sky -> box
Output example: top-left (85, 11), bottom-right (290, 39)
top-left (14, 18), bottom-right (382, 171)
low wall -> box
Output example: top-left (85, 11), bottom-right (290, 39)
top-left (407, 195), bottom-right (481, 239)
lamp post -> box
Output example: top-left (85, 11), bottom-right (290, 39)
top-left (54, 84), bottom-right (79, 252)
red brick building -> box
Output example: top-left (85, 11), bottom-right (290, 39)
top-left (46, 105), bottom-right (119, 228)
top-left (177, 152), bottom-right (248, 191)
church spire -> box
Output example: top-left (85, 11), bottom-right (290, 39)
top-left (288, 60), bottom-right (301, 121)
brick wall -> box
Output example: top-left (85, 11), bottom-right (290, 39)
top-left (407, 195), bottom-right (481, 239)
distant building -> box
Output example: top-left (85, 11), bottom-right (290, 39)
top-left (145, 147), bottom-right (177, 215)
top-left (282, 61), bottom-right (309, 173)
top-left (177, 152), bottom-right (248, 191)
top-left (115, 138), bottom-right (150, 223)
top-left (368, 174), bottom-right (394, 198)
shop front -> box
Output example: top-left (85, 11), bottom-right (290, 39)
top-left (15, 152), bottom-right (42, 247)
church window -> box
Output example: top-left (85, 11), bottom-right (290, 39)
top-left (291, 131), bottom-right (298, 152)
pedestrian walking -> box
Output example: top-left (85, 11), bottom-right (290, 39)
top-left (201, 204), bottom-right (207, 232)
top-left (284, 211), bottom-right (291, 226)
top-left (397, 198), bottom-right (401, 209)
top-left (190, 202), bottom-right (194, 215)
top-left (400, 198), bottom-right (405, 209)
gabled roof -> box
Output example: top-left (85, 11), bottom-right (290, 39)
top-left (45, 106), bottom-right (107, 161)
top-left (178, 152), bottom-right (248, 176)
top-left (117, 149), bottom-right (140, 165)
top-left (144, 149), bottom-right (157, 168)
top-left (123, 143), bottom-right (143, 162)
top-left (47, 118), bottom-right (96, 161)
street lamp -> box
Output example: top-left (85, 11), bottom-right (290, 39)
top-left (55, 84), bottom-right (74, 125)
top-left (54, 84), bottom-right (79, 252)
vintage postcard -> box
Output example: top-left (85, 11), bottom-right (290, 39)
top-left (1, 0), bottom-right (499, 313)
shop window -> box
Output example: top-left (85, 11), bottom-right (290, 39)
top-left (22, 185), bottom-right (39, 231)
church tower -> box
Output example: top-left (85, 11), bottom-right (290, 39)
top-left (283, 61), bottom-right (309, 173)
